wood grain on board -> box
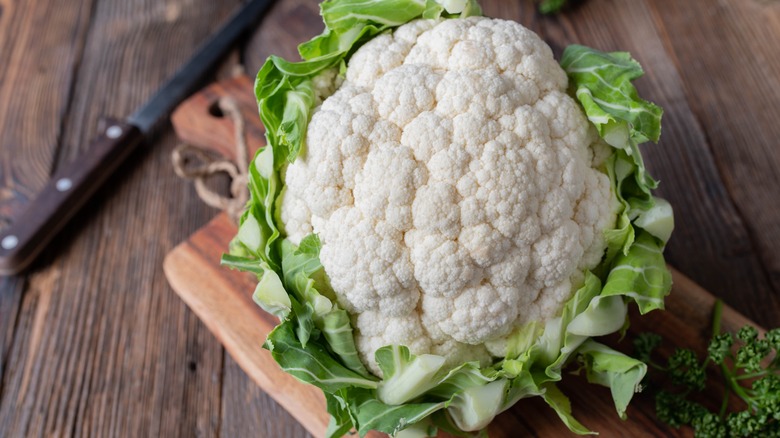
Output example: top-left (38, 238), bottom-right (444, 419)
top-left (171, 75), bottom-right (264, 160)
top-left (1, 0), bottom-right (779, 437)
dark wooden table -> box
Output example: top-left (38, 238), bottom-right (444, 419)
top-left (1, 0), bottom-right (778, 436)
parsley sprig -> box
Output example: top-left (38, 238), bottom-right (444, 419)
top-left (539, 0), bottom-right (568, 14)
top-left (635, 300), bottom-right (780, 437)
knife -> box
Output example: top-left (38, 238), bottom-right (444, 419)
top-left (0, 0), bottom-right (274, 276)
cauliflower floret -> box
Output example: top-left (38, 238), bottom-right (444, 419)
top-left (281, 17), bottom-right (616, 376)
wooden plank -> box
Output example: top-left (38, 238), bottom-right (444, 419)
top-left (0, 0), bottom-right (97, 222)
top-left (0, 0), bottom-right (245, 436)
top-left (642, 0), bottom-right (780, 327)
top-left (0, 0), bottom-right (96, 405)
top-left (533, 0), bottom-right (780, 329)
top-left (220, 353), bottom-right (313, 438)
top-left (0, 132), bottom-right (231, 437)
top-left (0, 276), bottom-right (25, 404)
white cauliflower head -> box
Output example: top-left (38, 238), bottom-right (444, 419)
top-left (279, 17), bottom-right (616, 376)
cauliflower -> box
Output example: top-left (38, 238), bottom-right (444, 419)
top-left (279, 17), bottom-right (616, 376)
top-left (227, 1), bottom-right (674, 436)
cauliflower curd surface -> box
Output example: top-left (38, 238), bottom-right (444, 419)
top-left (280, 17), bottom-right (616, 376)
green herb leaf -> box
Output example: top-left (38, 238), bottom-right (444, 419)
top-left (639, 300), bottom-right (780, 436)
top-left (632, 332), bottom-right (662, 364)
top-left (539, 0), bottom-right (567, 14)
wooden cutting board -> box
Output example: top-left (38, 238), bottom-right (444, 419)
top-left (164, 75), bottom-right (760, 438)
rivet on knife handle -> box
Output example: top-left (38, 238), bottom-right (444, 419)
top-left (0, 120), bottom-right (143, 276)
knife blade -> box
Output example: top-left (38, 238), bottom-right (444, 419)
top-left (0, 0), bottom-right (275, 276)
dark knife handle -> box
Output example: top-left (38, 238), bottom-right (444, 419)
top-left (0, 119), bottom-right (144, 276)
